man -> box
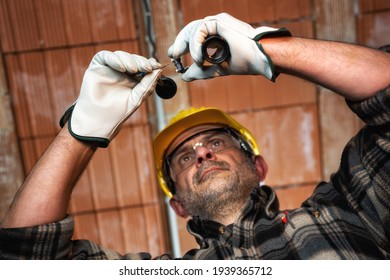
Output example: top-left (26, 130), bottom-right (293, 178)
top-left (0, 13), bottom-right (389, 259)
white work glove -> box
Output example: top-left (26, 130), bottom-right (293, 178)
top-left (168, 13), bottom-right (290, 82)
top-left (60, 51), bottom-right (162, 147)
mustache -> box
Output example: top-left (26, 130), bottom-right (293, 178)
top-left (193, 160), bottom-right (231, 184)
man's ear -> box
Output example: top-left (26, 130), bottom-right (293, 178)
top-left (253, 155), bottom-right (268, 182)
top-left (169, 196), bottom-right (189, 218)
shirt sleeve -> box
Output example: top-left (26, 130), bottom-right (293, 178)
top-left (0, 215), bottom-right (154, 259)
top-left (331, 86), bottom-right (390, 252)
top-left (0, 215), bottom-right (75, 259)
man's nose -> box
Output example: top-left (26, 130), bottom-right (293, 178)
top-left (195, 146), bottom-right (216, 167)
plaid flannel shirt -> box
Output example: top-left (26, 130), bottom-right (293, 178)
top-left (1, 87), bottom-right (389, 260)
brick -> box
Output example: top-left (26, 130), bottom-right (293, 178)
top-left (68, 171), bottom-right (95, 213)
top-left (88, 148), bottom-right (118, 210)
top-left (19, 136), bottom-right (52, 174)
top-left (226, 75), bottom-right (253, 112)
top-left (62, 0), bottom-right (93, 45)
top-left (248, 0), bottom-right (275, 23)
top-left (274, 184), bottom-right (317, 210)
top-left (44, 49), bottom-right (77, 126)
top-left (250, 76), bottom-right (278, 109)
top-left (357, 12), bottom-right (390, 47)
top-left (4, 0), bottom-right (41, 51)
top-left (35, 0), bottom-right (67, 48)
top-left (96, 210), bottom-right (125, 253)
top-left (194, 0), bottom-right (223, 18)
top-left (275, 0), bottom-right (300, 20)
top-left (142, 204), bottom-right (170, 257)
top-left (275, 74), bottom-right (316, 106)
top-left (359, 0), bottom-right (390, 12)
top-left (109, 127), bottom-right (143, 207)
top-left (222, 0), bottom-right (251, 22)
top-left (121, 204), bottom-right (168, 256)
top-left (133, 125), bottom-right (160, 204)
top-left (0, 0), bottom-right (15, 52)
top-left (73, 213), bottom-right (100, 243)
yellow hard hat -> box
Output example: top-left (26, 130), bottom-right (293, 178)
top-left (152, 107), bottom-right (260, 197)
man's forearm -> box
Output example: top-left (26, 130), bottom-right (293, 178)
top-left (1, 127), bottom-right (97, 228)
top-left (262, 36), bottom-right (390, 101)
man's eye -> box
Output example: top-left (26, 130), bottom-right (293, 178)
top-left (213, 140), bottom-right (221, 147)
top-left (181, 155), bottom-right (190, 162)
top-left (178, 153), bottom-right (193, 166)
top-left (210, 138), bottom-right (224, 148)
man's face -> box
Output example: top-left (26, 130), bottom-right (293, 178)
top-left (167, 128), bottom-right (262, 222)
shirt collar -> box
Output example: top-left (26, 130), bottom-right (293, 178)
top-left (186, 185), bottom-right (280, 243)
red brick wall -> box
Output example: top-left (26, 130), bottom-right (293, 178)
top-left (1, 0), bottom-right (389, 258)
top-left (0, 0), bottom-right (169, 256)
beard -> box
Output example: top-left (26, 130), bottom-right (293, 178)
top-left (175, 156), bottom-right (260, 223)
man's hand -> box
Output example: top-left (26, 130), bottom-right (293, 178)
top-left (167, 13), bottom-right (290, 82)
top-left (61, 51), bottom-right (162, 147)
